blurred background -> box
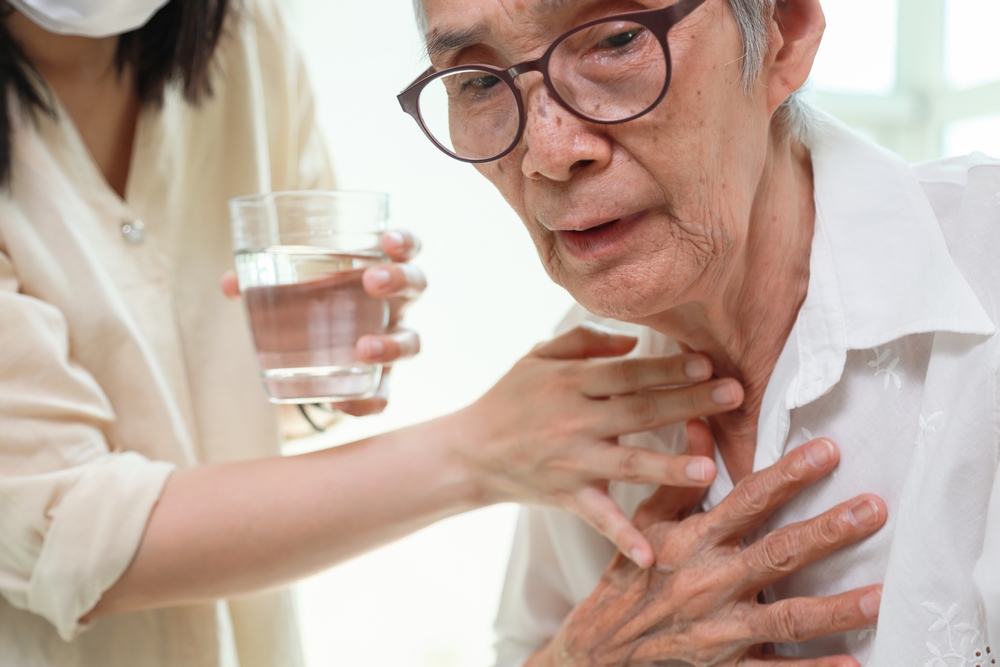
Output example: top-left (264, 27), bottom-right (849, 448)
top-left (276, 0), bottom-right (1000, 665)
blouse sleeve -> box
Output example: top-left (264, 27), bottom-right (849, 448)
top-left (0, 249), bottom-right (175, 641)
top-left (494, 505), bottom-right (618, 667)
top-left (493, 508), bottom-right (575, 667)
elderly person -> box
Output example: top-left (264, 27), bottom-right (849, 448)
top-left (398, 0), bottom-right (1000, 665)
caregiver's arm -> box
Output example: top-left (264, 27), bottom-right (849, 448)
top-left (87, 324), bottom-right (741, 619)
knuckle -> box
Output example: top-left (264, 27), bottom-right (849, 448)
top-left (772, 459), bottom-right (806, 487)
top-left (613, 359), bottom-right (640, 388)
top-left (730, 477), bottom-right (772, 516)
top-left (762, 603), bottom-right (805, 642)
top-left (809, 512), bottom-right (844, 547)
top-left (753, 531), bottom-right (797, 573)
top-left (617, 449), bottom-right (645, 483)
top-left (829, 596), bottom-right (859, 630)
top-left (687, 385), bottom-right (705, 413)
top-left (738, 465), bottom-right (798, 506)
top-left (627, 394), bottom-right (659, 428)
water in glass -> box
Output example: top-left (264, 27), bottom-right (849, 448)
top-left (236, 247), bottom-right (389, 403)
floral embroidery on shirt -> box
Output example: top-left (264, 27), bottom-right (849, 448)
top-left (917, 412), bottom-right (945, 448)
top-left (922, 602), bottom-right (991, 667)
top-left (869, 346), bottom-right (902, 390)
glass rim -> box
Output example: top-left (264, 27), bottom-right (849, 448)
top-left (228, 189), bottom-right (390, 209)
top-left (229, 189), bottom-right (391, 253)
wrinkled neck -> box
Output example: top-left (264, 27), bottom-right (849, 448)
top-left (642, 131), bottom-right (815, 482)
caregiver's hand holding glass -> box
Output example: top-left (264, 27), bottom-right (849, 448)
top-left (220, 194), bottom-right (425, 417)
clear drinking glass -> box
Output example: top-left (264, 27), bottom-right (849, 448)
top-left (229, 191), bottom-right (390, 404)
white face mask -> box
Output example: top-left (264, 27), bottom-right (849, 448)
top-left (8, 0), bottom-right (172, 38)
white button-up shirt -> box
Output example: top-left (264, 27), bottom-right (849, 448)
top-left (494, 116), bottom-right (1000, 667)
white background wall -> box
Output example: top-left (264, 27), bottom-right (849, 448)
top-left (278, 1), bottom-right (1000, 665)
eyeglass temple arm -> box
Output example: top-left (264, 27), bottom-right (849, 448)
top-left (667, 0), bottom-right (708, 23)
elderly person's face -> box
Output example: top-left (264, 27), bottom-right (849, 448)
top-left (420, 0), bottom-right (820, 322)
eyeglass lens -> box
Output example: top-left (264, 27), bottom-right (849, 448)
top-left (416, 18), bottom-right (668, 161)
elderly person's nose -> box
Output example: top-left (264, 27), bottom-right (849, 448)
top-left (520, 82), bottom-right (612, 182)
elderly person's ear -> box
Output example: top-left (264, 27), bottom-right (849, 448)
top-left (763, 0), bottom-right (826, 113)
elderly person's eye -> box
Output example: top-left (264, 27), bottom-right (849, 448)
top-left (461, 74), bottom-right (502, 93)
top-left (599, 27), bottom-right (641, 49)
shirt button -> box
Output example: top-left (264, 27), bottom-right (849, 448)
top-left (121, 220), bottom-right (146, 244)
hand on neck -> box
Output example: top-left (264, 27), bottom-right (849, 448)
top-left (638, 128), bottom-right (816, 482)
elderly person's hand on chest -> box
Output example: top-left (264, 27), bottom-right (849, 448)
top-left (532, 430), bottom-right (884, 667)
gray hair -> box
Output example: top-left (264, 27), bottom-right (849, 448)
top-left (724, 0), bottom-right (816, 142)
top-left (412, 0), bottom-right (814, 142)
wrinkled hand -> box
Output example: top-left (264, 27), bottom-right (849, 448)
top-left (534, 439), bottom-right (886, 667)
top-left (221, 230), bottom-right (426, 416)
top-left (456, 322), bottom-right (746, 567)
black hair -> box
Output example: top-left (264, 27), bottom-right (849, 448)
top-left (0, 0), bottom-right (233, 185)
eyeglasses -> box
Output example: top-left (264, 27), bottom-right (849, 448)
top-left (397, 0), bottom-right (706, 163)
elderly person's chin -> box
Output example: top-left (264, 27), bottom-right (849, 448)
top-left (545, 233), bottom-right (714, 323)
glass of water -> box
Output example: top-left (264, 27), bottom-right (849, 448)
top-left (229, 191), bottom-right (390, 403)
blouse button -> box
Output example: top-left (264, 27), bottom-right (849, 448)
top-left (121, 220), bottom-right (146, 244)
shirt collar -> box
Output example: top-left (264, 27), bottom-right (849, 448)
top-left (748, 113), bottom-right (996, 476)
top-left (790, 112), bottom-right (995, 408)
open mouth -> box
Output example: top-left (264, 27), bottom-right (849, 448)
top-left (556, 213), bottom-right (644, 259)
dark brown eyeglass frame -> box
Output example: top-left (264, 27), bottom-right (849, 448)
top-left (397, 0), bottom-right (707, 164)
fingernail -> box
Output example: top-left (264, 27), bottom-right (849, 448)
top-left (369, 268), bottom-right (391, 287)
top-left (685, 359), bottom-right (711, 380)
top-left (805, 439), bottom-right (835, 468)
top-left (711, 383), bottom-right (738, 406)
top-left (360, 339), bottom-right (385, 358)
top-left (860, 589), bottom-right (881, 619)
top-left (686, 459), bottom-right (711, 483)
top-left (630, 548), bottom-right (648, 568)
top-left (384, 231), bottom-right (405, 247)
top-left (848, 499), bottom-right (879, 527)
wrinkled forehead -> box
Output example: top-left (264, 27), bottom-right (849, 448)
top-left (420, 0), bottom-right (638, 66)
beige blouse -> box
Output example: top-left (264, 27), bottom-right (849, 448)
top-left (0, 1), bottom-right (333, 664)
